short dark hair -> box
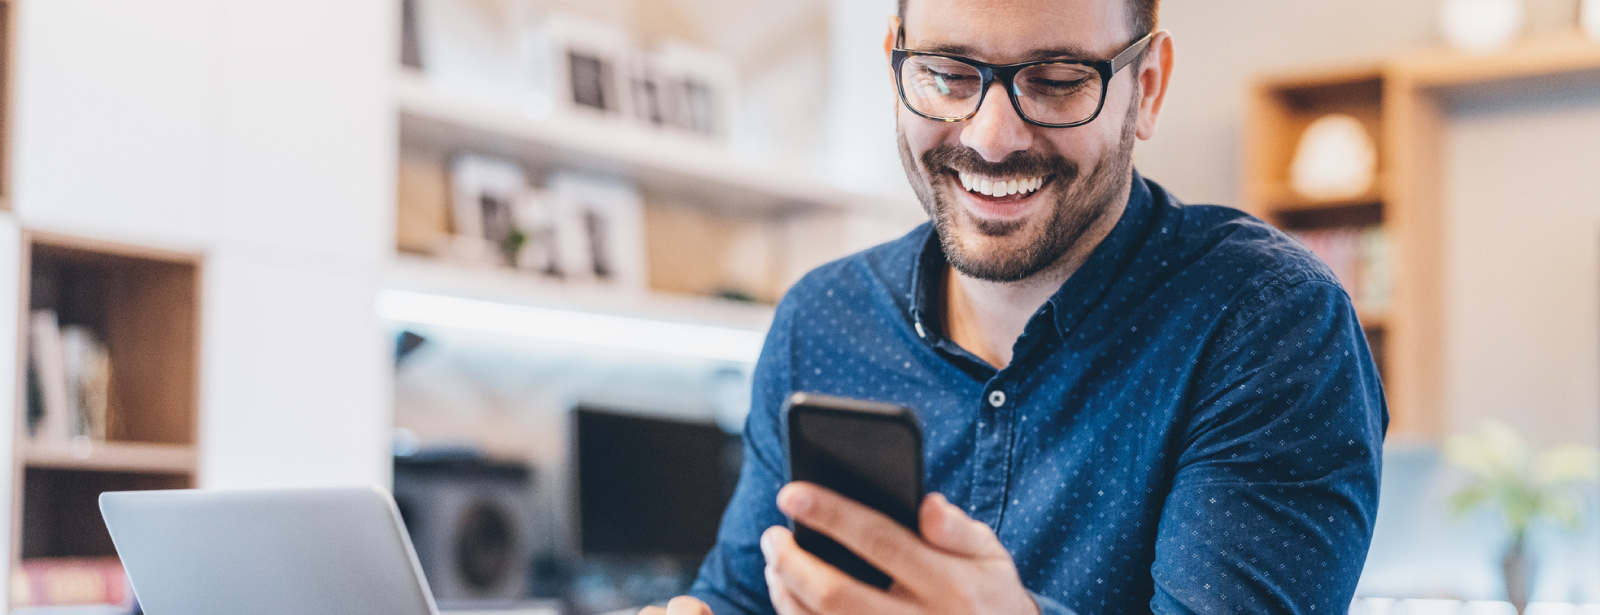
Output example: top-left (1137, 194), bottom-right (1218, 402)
top-left (896, 0), bottom-right (1159, 41)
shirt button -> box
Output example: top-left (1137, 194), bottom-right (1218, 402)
top-left (988, 390), bottom-right (1006, 408)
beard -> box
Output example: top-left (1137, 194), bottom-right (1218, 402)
top-left (897, 97), bottom-right (1140, 283)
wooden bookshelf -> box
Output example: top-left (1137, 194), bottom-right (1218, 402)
top-left (9, 232), bottom-right (202, 566)
top-left (1244, 32), bottom-right (1600, 441)
top-left (22, 441), bottom-right (197, 474)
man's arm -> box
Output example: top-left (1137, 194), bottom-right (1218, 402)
top-left (1150, 277), bottom-right (1386, 614)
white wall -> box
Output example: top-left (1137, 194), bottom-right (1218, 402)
top-left (8, 0), bottom-right (396, 490)
top-left (199, 0), bottom-right (396, 489)
top-left (1442, 87), bottom-right (1600, 446)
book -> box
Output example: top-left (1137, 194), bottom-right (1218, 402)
top-left (9, 557), bottom-right (131, 609)
top-left (28, 310), bottom-right (72, 445)
top-left (60, 325), bottom-right (111, 441)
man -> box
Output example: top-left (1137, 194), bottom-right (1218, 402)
top-left (648, 0), bottom-right (1386, 613)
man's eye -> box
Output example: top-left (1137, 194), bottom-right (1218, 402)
top-left (916, 70), bottom-right (977, 96)
top-left (1024, 77), bottom-right (1091, 96)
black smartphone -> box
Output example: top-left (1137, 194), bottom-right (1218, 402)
top-left (783, 392), bottom-right (924, 590)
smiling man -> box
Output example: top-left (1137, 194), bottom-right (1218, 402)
top-left (645, 0), bottom-right (1387, 614)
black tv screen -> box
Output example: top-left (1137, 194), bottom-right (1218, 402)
top-left (574, 408), bottom-right (742, 557)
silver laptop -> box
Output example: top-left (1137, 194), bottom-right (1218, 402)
top-left (101, 486), bottom-right (440, 615)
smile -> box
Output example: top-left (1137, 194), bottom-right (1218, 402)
top-left (957, 171), bottom-right (1046, 198)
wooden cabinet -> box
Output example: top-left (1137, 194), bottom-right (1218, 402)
top-left (1244, 33), bottom-right (1600, 441)
top-left (10, 233), bottom-right (200, 563)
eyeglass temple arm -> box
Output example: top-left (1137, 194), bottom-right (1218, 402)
top-left (1110, 32), bottom-right (1155, 73)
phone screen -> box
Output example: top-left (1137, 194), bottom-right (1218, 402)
top-left (785, 393), bottom-right (923, 589)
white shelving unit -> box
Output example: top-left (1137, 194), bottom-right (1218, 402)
top-left (396, 70), bottom-right (884, 217)
top-left (390, 69), bottom-right (921, 336)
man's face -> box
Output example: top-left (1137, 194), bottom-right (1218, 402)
top-left (895, 0), bottom-right (1144, 282)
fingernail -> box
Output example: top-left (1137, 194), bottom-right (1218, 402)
top-left (760, 529), bottom-right (775, 559)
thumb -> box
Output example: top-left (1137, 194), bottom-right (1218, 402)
top-left (919, 493), bottom-right (1005, 558)
top-left (666, 595), bottom-right (713, 615)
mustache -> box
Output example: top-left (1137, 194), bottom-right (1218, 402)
top-left (919, 144), bottom-right (1078, 180)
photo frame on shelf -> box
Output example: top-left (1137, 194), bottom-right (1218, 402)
top-left (511, 188), bottom-right (562, 278)
top-left (448, 153), bottom-right (527, 267)
top-left (544, 12), bottom-right (634, 119)
top-left (546, 172), bottom-right (647, 289)
top-left (646, 41), bottom-right (737, 140)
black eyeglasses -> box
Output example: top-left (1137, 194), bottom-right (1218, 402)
top-left (890, 28), bottom-right (1153, 128)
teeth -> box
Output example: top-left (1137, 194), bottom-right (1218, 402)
top-left (956, 171), bottom-right (1045, 197)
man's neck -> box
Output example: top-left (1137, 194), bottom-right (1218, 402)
top-left (942, 190), bottom-right (1130, 370)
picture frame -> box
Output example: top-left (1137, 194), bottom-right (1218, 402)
top-left (543, 12), bottom-right (634, 119)
top-left (545, 172), bottom-right (647, 289)
top-left (647, 40), bottom-right (737, 140)
top-left (448, 153), bottom-right (527, 267)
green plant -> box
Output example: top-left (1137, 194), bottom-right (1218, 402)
top-left (1444, 420), bottom-right (1598, 612)
top-left (1443, 420), bottom-right (1599, 537)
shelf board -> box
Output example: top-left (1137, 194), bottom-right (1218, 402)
top-left (1255, 181), bottom-right (1385, 214)
top-left (23, 441), bottom-right (198, 474)
top-left (1398, 31), bottom-right (1600, 89)
top-left (1357, 308), bottom-right (1390, 330)
top-left (396, 71), bottom-right (882, 217)
top-left (386, 254), bottom-right (775, 333)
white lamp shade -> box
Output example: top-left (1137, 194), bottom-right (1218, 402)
top-left (1290, 114), bottom-right (1378, 202)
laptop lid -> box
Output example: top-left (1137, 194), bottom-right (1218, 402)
top-left (100, 486), bottom-right (438, 615)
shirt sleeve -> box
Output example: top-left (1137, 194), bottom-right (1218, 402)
top-left (1150, 277), bottom-right (1386, 614)
top-left (687, 296), bottom-right (798, 615)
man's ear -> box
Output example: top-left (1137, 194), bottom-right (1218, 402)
top-left (885, 16), bottom-right (902, 94)
top-left (884, 16), bottom-right (901, 60)
top-left (1134, 30), bottom-right (1175, 141)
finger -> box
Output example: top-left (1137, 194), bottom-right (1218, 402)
top-left (762, 525), bottom-right (911, 615)
top-left (665, 596), bottom-right (713, 615)
top-left (765, 561), bottom-right (824, 615)
top-left (918, 492), bottom-right (1007, 558)
top-left (777, 482), bottom-right (946, 591)
top-left (640, 608), bottom-right (666, 615)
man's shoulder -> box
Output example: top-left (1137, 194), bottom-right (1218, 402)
top-left (1141, 181), bottom-right (1347, 319)
top-left (1157, 190), bottom-right (1340, 294)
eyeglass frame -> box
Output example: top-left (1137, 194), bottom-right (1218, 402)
top-left (890, 27), bottom-right (1154, 128)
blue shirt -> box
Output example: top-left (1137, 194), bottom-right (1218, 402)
top-left (690, 173), bottom-right (1387, 615)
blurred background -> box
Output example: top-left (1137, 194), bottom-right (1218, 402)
top-left (0, 0), bottom-right (1598, 613)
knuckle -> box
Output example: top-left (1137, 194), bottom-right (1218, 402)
top-left (859, 530), bottom-right (903, 563)
top-left (949, 586), bottom-right (981, 613)
top-left (815, 584), bottom-right (849, 613)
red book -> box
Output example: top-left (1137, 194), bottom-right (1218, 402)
top-left (9, 557), bottom-right (131, 607)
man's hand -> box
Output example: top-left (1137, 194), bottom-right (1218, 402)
top-left (640, 595), bottom-right (713, 615)
top-left (760, 482), bottom-right (1039, 615)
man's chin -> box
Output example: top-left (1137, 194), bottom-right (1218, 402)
top-left (940, 218), bottom-right (1053, 282)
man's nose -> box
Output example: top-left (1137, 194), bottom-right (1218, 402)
top-left (960, 81), bottom-right (1034, 163)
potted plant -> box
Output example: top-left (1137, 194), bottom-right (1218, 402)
top-left (1444, 420), bottom-right (1599, 613)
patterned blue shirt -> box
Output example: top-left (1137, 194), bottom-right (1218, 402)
top-left (689, 173), bottom-right (1387, 615)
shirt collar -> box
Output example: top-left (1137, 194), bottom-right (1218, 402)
top-left (907, 170), bottom-right (1159, 345)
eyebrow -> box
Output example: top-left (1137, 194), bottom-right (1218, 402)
top-left (912, 41), bottom-right (1101, 62)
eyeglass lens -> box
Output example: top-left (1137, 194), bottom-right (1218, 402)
top-left (900, 56), bottom-right (1104, 125)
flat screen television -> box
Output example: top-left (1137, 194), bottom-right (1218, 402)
top-left (574, 407), bottom-right (742, 558)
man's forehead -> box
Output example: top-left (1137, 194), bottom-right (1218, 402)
top-left (903, 0), bottom-right (1129, 62)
